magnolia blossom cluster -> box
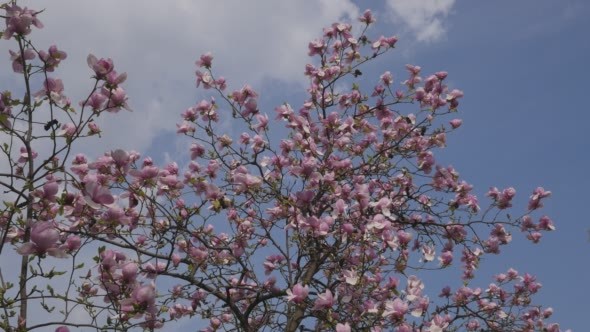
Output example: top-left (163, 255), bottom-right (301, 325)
top-left (83, 54), bottom-right (130, 113)
top-left (0, 3), bottom-right (139, 330)
top-left (168, 9), bottom-right (559, 330)
top-left (94, 250), bottom-right (164, 328)
top-left (2, 3), bottom-right (43, 40)
top-left (0, 4), bottom-right (564, 332)
top-left (15, 220), bottom-right (79, 257)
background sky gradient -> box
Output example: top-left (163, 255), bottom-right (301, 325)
top-left (1, 0), bottom-right (588, 330)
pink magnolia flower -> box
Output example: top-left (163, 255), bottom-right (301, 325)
top-left (188, 246), bottom-right (208, 263)
top-left (218, 135), bottom-right (233, 148)
top-left (411, 296), bottom-right (430, 317)
top-left (36, 178), bottom-right (59, 202)
top-left (369, 196), bottom-right (392, 217)
top-left (435, 71), bottom-right (448, 80)
top-left (382, 298), bottom-right (408, 320)
top-left (507, 268), bottom-right (519, 280)
top-left (487, 186), bottom-right (516, 209)
top-left (308, 39), bottom-right (326, 56)
top-left (121, 283), bottom-right (157, 315)
top-left (359, 9), bottom-right (376, 24)
top-left (39, 45), bottom-right (67, 71)
top-left (342, 269), bottom-right (359, 285)
top-left (397, 230), bottom-right (412, 246)
top-left (3, 5), bottom-right (44, 40)
top-left (105, 70), bottom-right (127, 86)
top-left (446, 89), bottom-right (464, 109)
top-left (196, 52), bottom-right (213, 68)
top-left (9, 48), bottom-right (35, 73)
top-left (406, 275), bottom-right (424, 301)
top-left (538, 215), bottom-right (555, 231)
top-left (254, 113), bottom-right (269, 132)
top-left (336, 323), bottom-right (351, 332)
top-left (231, 166), bottom-right (262, 194)
top-left (171, 253), bottom-right (181, 267)
top-left (527, 232), bottom-right (543, 243)
top-left (59, 123), bottom-right (77, 137)
top-left (429, 314), bottom-right (450, 332)
top-left (449, 119), bottom-right (462, 129)
top-left (543, 307), bottom-right (554, 319)
top-left (190, 143), bottom-right (205, 159)
top-left (438, 250), bottom-right (453, 267)
top-left (210, 317), bottom-right (221, 329)
top-left (372, 35), bottom-right (398, 49)
top-left (111, 149), bottom-right (130, 169)
top-left (102, 206), bottom-right (130, 226)
top-left (18, 146), bottom-right (38, 163)
top-left (87, 54), bottom-right (114, 78)
top-left (196, 70), bottom-right (214, 89)
top-left (102, 86), bottom-right (131, 112)
top-left (333, 199), bottom-right (348, 216)
top-left (406, 64), bottom-right (421, 75)
top-left (65, 235), bottom-right (81, 252)
top-left (250, 134), bottom-right (266, 152)
top-left (176, 122), bottom-right (195, 134)
top-left (421, 245), bottom-right (436, 262)
top-left (439, 286), bottom-right (451, 298)
top-left (366, 214), bottom-right (390, 232)
top-left (285, 283), bottom-right (309, 304)
top-left (83, 179), bottom-right (115, 209)
top-left (99, 249), bottom-right (126, 271)
top-left (88, 122), bottom-right (101, 135)
top-left (396, 324), bottom-right (412, 332)
top-left (82, 91), bottom-right (107, 111)
top-left (242, 98), bottom-right (258, 117)
top-left (528, 187), bottom-right (551, 210)
top-left (466, 320), bottom-right (481, 331)
top-left (313, 289), bottom-right (335, 310)
top-left (17, 221), bottom-right (66, 257)
top-left (142, 261), bottom-right (167, 278)
top-left (380, 71), bottom-right (393, 85)
top-left (35, 77), bottom-right (66, 103)
top-left (195, 99), bottom-right (212, 113)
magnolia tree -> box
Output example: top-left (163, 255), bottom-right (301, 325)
top-left (0, 2), bottom-right (562, 332)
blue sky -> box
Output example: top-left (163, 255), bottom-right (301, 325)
top-left (380, 1), bottom-right (589, 330)
top-left (2, 0), bottom-right (588, 330)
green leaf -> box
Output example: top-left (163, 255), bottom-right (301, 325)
top-left (47, 284), bottom-right (55, 296)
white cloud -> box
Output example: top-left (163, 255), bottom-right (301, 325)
top-left (385, 0), bottom-right (456, 42)
top-left (1, 0), bottom-right (359, 158)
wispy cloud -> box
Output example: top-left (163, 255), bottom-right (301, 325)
top-left (2, 0), bottom-right (359, 157)
top-left (385, 0), bottom-right (456, 42)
